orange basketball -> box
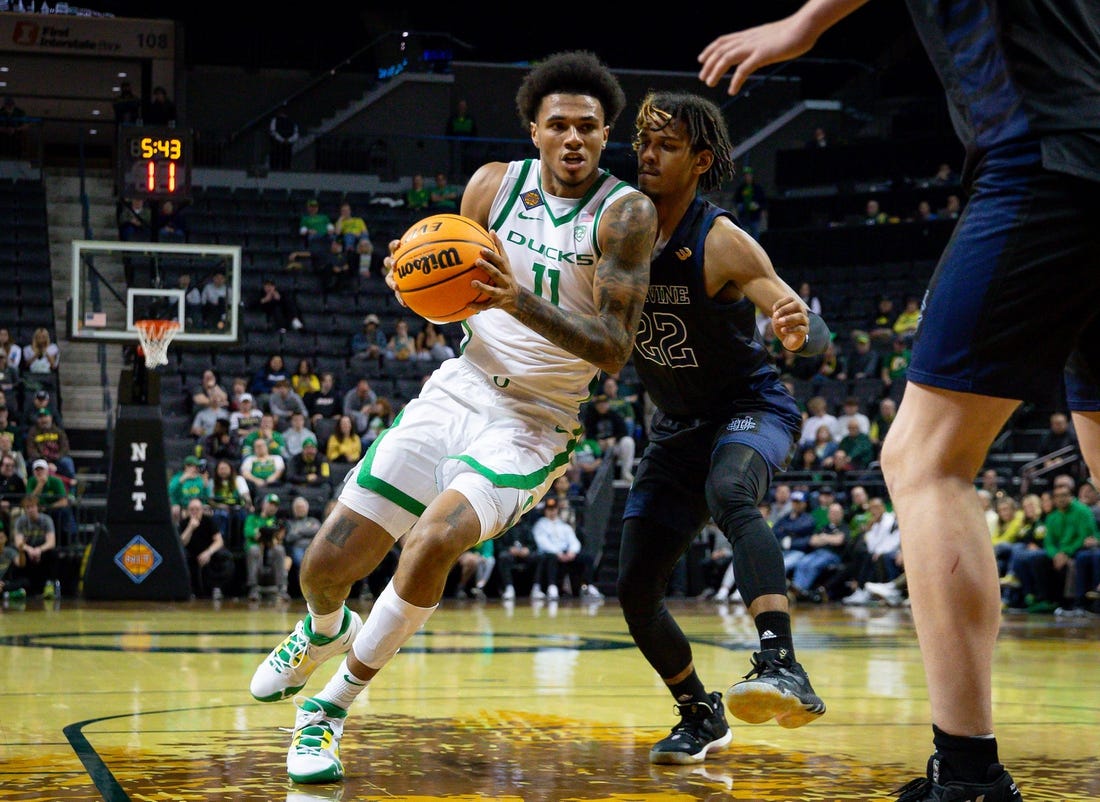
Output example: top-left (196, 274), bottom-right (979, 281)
top-left (391, 213), bottom-right (497, 323)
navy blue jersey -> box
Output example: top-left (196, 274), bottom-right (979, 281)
top-left (631, 197), bottom-right (784, 420)
top-left (906, 0), bottom-right (1100, 184)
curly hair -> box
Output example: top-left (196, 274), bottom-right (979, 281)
top-left (515, 50), bottom-right (626, 130)
top-left (632, 91), bottom-right (736, 194)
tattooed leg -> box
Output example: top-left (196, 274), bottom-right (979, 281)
top-left (299, 503), bottom-right (400, 613)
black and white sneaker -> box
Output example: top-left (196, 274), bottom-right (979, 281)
top-left (725, 648), bottom-right (826, 728)
top-left (895, 756), bottom-right (1023, 801)
top-left (649, 691), bottom-right (733, 765)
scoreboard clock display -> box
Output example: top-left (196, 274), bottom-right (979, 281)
top-left (117, 126), bottom-right (193, 200)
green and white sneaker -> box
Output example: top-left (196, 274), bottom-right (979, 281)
top-left (251, 607), bottom-right (363, 702)
top-left (287, 696), bottom-right (347, 784)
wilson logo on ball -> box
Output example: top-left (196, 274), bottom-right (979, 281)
top-left (394, 246), bottom-right (466, 279)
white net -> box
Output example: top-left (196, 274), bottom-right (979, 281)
top-left (135, 320), bottom-right (180, 369)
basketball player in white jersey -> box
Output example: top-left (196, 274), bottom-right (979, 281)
top-left (249, 50), bottom-right (657, 784)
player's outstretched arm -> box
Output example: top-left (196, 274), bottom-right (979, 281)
top-left (698, 0), bottom-right (872, 95)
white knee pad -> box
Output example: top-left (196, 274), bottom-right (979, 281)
top-left (448, 470), bottom-right (529, 542)
top-left (351, 581), bottom-right (437, 670)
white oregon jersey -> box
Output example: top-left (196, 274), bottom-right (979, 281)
top-left (460, 158), bottom-right (639, 412)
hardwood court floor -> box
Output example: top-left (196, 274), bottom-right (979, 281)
top-left (1, 595), bottom-right (1098, 802)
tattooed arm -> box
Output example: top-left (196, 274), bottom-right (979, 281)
top-left (471, 191), bottom-right (656, 374)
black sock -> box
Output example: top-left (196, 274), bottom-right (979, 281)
top-left (755, 610), bottom-right (794, 658)
top-left (668, 670), bottom-right (709, 706)
top-left (931, 724), bottom-right (999, 784)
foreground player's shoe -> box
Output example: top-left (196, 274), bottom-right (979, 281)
top-left (895, 755), bottom-right (1023, 801)
top-left (725, 647), bottom-right (826, 728)
top-left (287, 696), bottom-right (347, 784)
top-left (251, 607), bottom-right (363, 702)
top-left (649, 691), bottom-right (733, 765)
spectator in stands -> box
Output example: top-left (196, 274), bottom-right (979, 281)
top-left (1034, 411), bottom-right (1079, 468)
top-left (695, 519), bottom-right (734, 600)
top-left (565, 421), bottom-right (603, 493)
top-left (867, 295), bottom-right (897, 343)
top-left (325, 414), bottom-right (362, 465)
top-left (385, 318), bottom-right (417, 362)
top-left (256, 277), bottom-right (304, 333)
top-left (911, 199), bottom-right (938, 223)
top-left (178, 497), bottom-right (234, 601)
top-left (304, 372), bottom-right (341, 428)
top-left (938, 193), bottom-right (963, 219)
top-left (112, 81), bottom-right (141, 125)
top-left (268, 104), bottom-right (299, 170)
top-left (201, 270), bottom-right (229, 331)
top-left (836, 396), bottom-right (870, 435)
top-left (869, 396), bottom-right (898, 454)
top-left (802, 423), bottom-right (840, 470)
top-left (978, 468), bottom-right (1002, 498)
top-left (734, 166), bottom-right (767, 240)
top-left (806, 126), bottom-right (828, 149)
top-left (405, 174), bottom-right (431, 212)
top-left (0, 450), bottom-right (26, 522)
top-left (207, 457), bottom-right (251, 545)
top-left (1015, 482), bottom-right (1094, 613)
top-left (893, 295), bottom-right (922, 342)
top-left (768, 482), bottom-right (793, 525)
top-left (881, 336), bottom-right (912, 397)
top-left (989, 494), bottom-right (1024, 577)
top-left (929, 162), bottom-right (958, 186)
top-left (203, 417), bottom-right (241, 463)
top-left (143, 85), bottom-right (176, 126)
top-left (190, 369), bottom-right (224, 413)
top-left (246, 518), bottom-right (290, 603)
top-left (26, 458), bottom-right (76, 546)
top-left (25, 408), bottom-right (75, 480)
top-left (0, 95), bottom-right (28, 158)
top-left (241, 413), bottom-right (286, 458)
top-left (863, 198), bottom-right (888, 225)
top-left (837, 418), bottom-right (875, 470)
top-left (811, 339), bottom-right (844, 393)
top-left (286, 437), bottom-right (331, 494)
top-left (531, 496), bottom-right (602, 600)
top-left (117, 196), bottom-right (151, 242)
top-left (249, 354), bottom-right (289, 407)
top-left (600, 373), bottom-right (641, 442)
top-left (298, 198), bottom-right (334, 261)
top-left (0, 327), bottom-right (19, 376)
top-left (797, 281), bottom-right (822, 316)
top-left (291, 358), bottom-right (320, 399)
top-left (168, 455), bottom-right (209, 525)
top-left (285, 494), bottom-right (322, 575)
top-left (415, 321), bottom-right (455, 362)
top-left (267, 379), bottom-right (308, 432)
top-left (177, 273), bottom-right (203, 330)
top-left (494, 520), bottom-right (539, 601)
top-left (788, 500), bottom-right (849, 602)
top-left (190, 386), bottom-right (229, 442)
top-left (333, 201), bottom-right (371, 262)
top-left (342, 378), bottom-right (377, 435)
top-left (350, 314), bottom-right (388, 362)
top-left (0, 407), bottom-right (22, 457)
top-left (445, 98), bottom-right (479, 175)
top-left (1000, 492), bottom-right (1047, 609)
top-left (863, 496), bottom-right (902, 582)
top-left (800, 395), bottom-right (840, 445)
top-left (773, 490), bottom-right (816, 574)
top-left (281, 410), bottom-right (316, 459)
top-left (429, 172), bottom-right (460, 212)
top-left (12, 495), bottom-right (57, 599)
top-left (240, 436), bottom-right (287, 496)
top-left (845, 332), bottom-right (881, 380)
top-left (1070, 508), bottom-right (1100, 615)
top-left (582, 392), bottom-right (635, 483)
top-left (25, 388), bottom-right (60, 427)
top-left (155, 200), bottom-right (187, 243)
top-left (360, 397), bottom-right (393, 448)
top-left (23, 327), bottom-right (60, 376)
top-left (227, 376), bottom-right (250, 412)
top-left (317, 236), bottom-right (353, 294)
top-left (453, 539), bottom-right (495, 600)
top-left (229, 392), bottom-right (263, 437)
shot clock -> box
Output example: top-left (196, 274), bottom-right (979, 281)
top-left (117, 126), bottom-right (193, 201)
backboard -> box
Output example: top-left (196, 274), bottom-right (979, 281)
top-left (69, 239), bottom-right (241, 345)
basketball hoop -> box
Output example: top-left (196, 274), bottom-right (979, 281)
top-left (134, 319), bottom-right (180, 369)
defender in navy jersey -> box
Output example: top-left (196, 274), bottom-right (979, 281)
top-left (701, 1), bottom-right (1100, 799)
top-left (619, 91), bottom-right (830, 766)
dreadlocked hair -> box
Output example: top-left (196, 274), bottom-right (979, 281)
top-left (632, 91), bottom-right (736, 193)
top-left (516, 50), bottom-right (627, 130)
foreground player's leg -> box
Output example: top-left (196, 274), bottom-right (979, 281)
top-left (250, 505), bottom-right (394, 702)
top-left (881, 382), bottom-right (1021, 800)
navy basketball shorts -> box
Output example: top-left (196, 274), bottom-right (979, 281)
top-left (907, 143), bottom-right (1100, 405)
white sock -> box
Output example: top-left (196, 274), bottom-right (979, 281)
top-left (317, 657), bottom-right (369, 710)
top-left (351, 581), bottom-right (436, 670)
top-left (308, 604), bottom-right (346, 639)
